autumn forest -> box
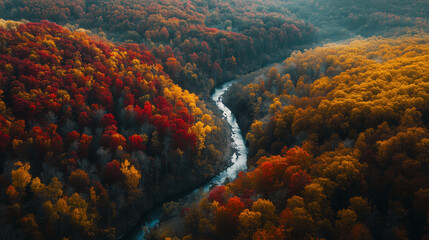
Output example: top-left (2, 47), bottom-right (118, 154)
top-left (0, 0), bottom-right (427, 240)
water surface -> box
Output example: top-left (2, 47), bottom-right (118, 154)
top-left (127, 80), bottom-right (248, 239)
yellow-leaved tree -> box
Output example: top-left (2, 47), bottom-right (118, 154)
top-left (120, 160), bottom-right (142, 198)
top-left (11, 161), bottom-right (32, 192)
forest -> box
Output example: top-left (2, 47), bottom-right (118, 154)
top-left (0, 0), bottom-right (428, 239)
top-left (0, 0), bottom-right (316, 94)
top-left (281, 0), bottom-right (428, 40)
top-left (0, 20), bottom-right (230, 239)
top-left (158, 35), bottom-right (429, 240)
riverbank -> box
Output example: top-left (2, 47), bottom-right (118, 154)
top-left (120, 79), bottom-right (248, 240)
top-left (222, 61), bottom-right (286, 137)
top-left (117, 109), bottom-right (235, 239)
top-left (221, 42), bottom-right (328, 138)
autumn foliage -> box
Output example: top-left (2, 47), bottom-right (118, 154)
top-left (164, 35), bottom-right (429, 239)
top-left (0, 20), bottom-right (227, 239)
top-left (0, 0), bottom-right (316, 94)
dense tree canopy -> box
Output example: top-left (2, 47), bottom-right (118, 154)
top-left (0, 20), bottom-right (229, 239)
top-left (0, 0), bottom-right (427, 239)
top-left (0, 0), bottom-right (317, 94)
top-left (160, 35), bottom-right (429, 239)
top-left (281, 0), bottom-right (428, 41)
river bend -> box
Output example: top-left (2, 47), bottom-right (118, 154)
top-left (127, 80), bottom-right (248, 240)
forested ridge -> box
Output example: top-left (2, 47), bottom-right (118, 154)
top-left (282, 0), bottom-right (428, 40)
top-left (0, 20), bottom-right (230, 239)
top-left (160, 35), bottom-right (429, 239)
top-left (0, 0), bottom-right (316, 94)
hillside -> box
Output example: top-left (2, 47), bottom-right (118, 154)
top-left (0, 0), bottom-right (316, 94)
top-left (283, 0), bottom-right (428, 41)
top-left (161, 35), bottom-right (429, 239)
top-left (0, 20), bottom-right (230, 239)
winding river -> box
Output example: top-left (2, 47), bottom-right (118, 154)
top-left (125, 80), bottom-right (248, 240)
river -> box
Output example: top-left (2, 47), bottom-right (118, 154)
top-left (124, 80), bottom-right (248, 240)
